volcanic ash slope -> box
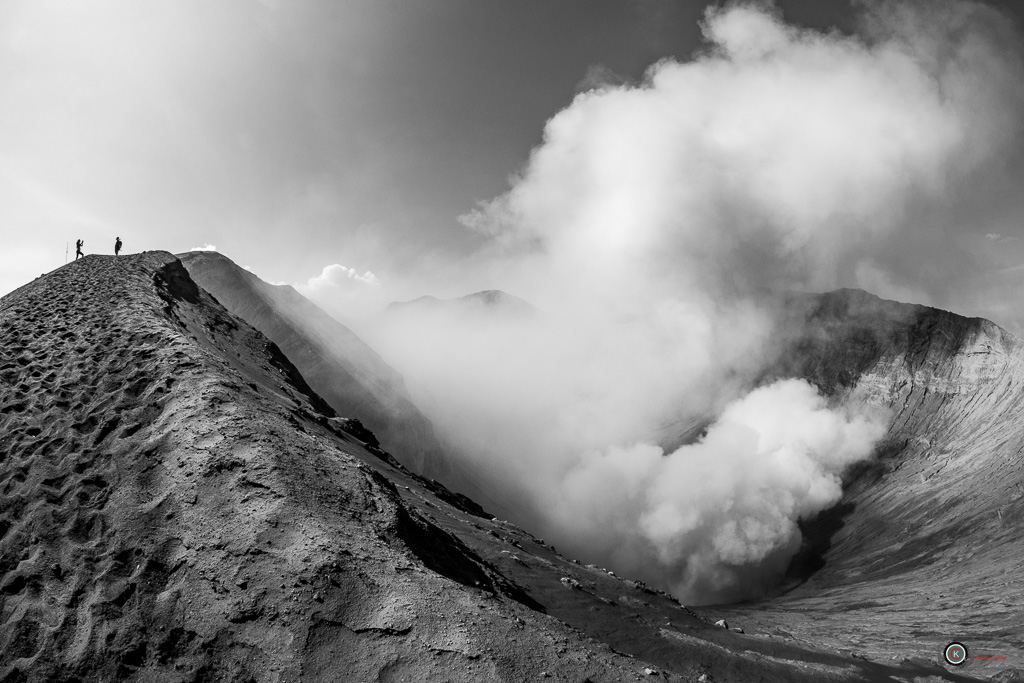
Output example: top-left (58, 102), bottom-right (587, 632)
top-left (0, 253), bottom-right (652, 682)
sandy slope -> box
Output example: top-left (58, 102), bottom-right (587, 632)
top-left (0, 255), bottom-right (988, 682)
top-left (0, 253), bottom-right (637, 682)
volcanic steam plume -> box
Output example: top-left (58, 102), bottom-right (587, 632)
top-left (363, 0), bottom-right (1024, 603)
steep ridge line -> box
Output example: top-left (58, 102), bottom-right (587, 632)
top-left (177, 250), bottom-right (448, 481)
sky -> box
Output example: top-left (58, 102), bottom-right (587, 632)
top-left (3, 0), bottom-right (1023, 330)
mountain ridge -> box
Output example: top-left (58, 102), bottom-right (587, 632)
top-left (385, 289), bottom-right (537, 316)
top-left (0, 253), bottom-right (675, 682)
top-left (177, 250), bottom-right (448, 480)
top-left (0, 253), bottom-right (1013, 681)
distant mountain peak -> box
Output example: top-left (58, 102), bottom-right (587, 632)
top-left (387, 289), bottom-right (536, 316)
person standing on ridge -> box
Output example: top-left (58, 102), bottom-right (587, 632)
top-left (75, 239), bottom-right (84, 260)
top-left (114, 237), bottom-right (122, 256)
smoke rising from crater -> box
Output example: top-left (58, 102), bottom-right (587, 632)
top-left (361, 0), bottom-right (1024, 603)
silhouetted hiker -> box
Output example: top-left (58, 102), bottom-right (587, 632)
top-left (75, 239), bottom-right (83, 260)
top-left (114, 237), bottom-right (122, 256)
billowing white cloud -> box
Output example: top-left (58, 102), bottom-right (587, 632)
top-left (554, 380), bottom-right (884, 600)
top-left (462, 0), bottom-right (1020, 297)
top-left (297, 262), bottom-right (382, 319)
top-left (302, 263), bottom-right (379, 292)
top-left (190, 244), bottom-right (218, 252)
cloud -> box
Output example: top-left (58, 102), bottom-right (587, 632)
top-left (363, 0), bottom-right (1023, 604)
top-left (463, 1), bottom-right (1021, 296)
top-left (986, 233), bottom-right (1016, 243)
top-left (575, 63), bottom-right (630, 94)
top-left (297, 262), bottom-right (382, 319)
top-left (190, 244), bottom-right (218, 252)
top-left (555, 380), bottom-right (884, 601)
top-left (302, 263), bottom-right (380, 292)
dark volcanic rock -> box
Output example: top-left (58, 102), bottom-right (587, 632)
top-left (771, 288), bottom-right (1012, 396)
